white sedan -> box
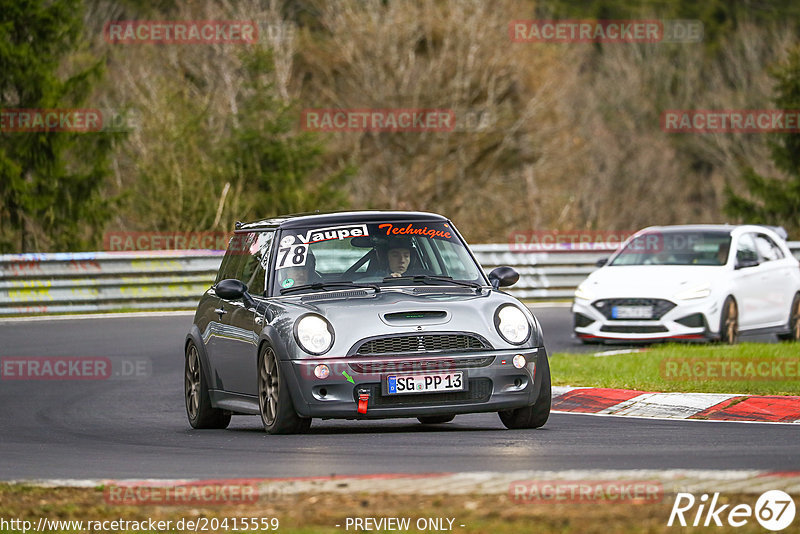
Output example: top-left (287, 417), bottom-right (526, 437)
top-left (572, 225), bottom-right (800, 343)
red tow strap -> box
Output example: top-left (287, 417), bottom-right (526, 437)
top-left (357, 389), bottom-right (370, 414)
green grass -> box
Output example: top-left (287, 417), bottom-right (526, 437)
top-left (0, 484), bottom-right (773, 534)
top-left (550, 342), bottom-right (800, 395)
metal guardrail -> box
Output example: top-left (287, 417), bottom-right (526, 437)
top-left (1, 243), bottom-right (799, 315)
top-left (0, 251), bottom-right (223, 315)
top-left (470, 244), bottom-right (611, 299)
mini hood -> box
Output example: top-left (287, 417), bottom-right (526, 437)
top-left (282, 288), bottom-right (536, 357)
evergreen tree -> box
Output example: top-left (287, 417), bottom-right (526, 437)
top-left (725, 45), bottom-right (800, 235)
top-left (0, 0), bottom-right (120, 252)
top-left (221, 50), bottom-right (353, 218)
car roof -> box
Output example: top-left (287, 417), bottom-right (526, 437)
top-left (235, 210), bottom-right (449, 231)
top-left (635, 224), bottom-right (787, 239)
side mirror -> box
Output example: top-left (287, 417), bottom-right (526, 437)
top-left (215, 278), bottom-right (249, 301)
top-left (595, 258), bottom-right (608, 268)
top-left (735, 258), bottom-right (759, 270)
top-left (488, 266), bottom-right (520, 289)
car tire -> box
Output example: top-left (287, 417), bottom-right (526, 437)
top-left (258, 344), bottom-right (311, 435)
top-left (498, 353), bottom-right (551, 430)
top-left (185, 341), bottom-right (231, 429)
top-left (417, 415), bottom-right (455, 424)
top-left (719, 296), bottom-right (738, 344)
top-left (778, 293), bottom-right (800, 342)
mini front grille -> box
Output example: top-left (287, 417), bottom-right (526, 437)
top-left (349, 356), bottom-right (495, 374)
top-left (592, 298), bottom-right (676, 320)
top-left (599, 325), bottom-right (669, 333)
top-left (354, 378), bottom-right (492, 407)
top-left (354, 334), bottom-right (489, 355)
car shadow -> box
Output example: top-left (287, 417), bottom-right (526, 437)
top-left (225, 419), bottom-right (509, 435)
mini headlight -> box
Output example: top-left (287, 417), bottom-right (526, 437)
top-left (495, 305), bottom-right (531, 345)
top-left (512, 354), bottom-right (526, 369)
top-left (314, 364), bottom-right (330, 379)
top-left (295, 314), bottom-right (334, 355)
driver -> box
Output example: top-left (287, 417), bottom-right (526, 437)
top-left (387, 242), bottom-right (411, 277)
top-left (380, 237), bottom-right (429, 278)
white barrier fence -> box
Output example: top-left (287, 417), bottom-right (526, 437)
top-left (1, 244), bottom-right (798, 315)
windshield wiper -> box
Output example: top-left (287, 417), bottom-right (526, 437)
top-left (280, 281), bottom-right (380, 295)
top-left (382, 275), bottom-right (483, 290)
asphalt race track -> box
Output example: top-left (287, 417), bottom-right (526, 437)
top-left (0, 308), bottom-right (796, 480)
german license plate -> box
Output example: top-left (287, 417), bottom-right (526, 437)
top-left (385, 372), bottom-right (465, 395)
top-left (612, 306), bottom-right (654, 319)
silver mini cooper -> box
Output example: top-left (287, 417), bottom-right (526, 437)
top-left (185, 211), bottom-right (550, 434)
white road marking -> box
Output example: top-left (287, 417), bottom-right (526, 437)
top-left (600, 392), bottom-right (740, 419)
top-left (10, 469), bottom-right (800, 495)
top-left (593, 348), bottom-right (647, 357)
top-left (551, 410), bottom-right (799, 425)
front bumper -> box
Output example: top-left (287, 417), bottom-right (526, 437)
top-left (572, 297), bottom-right (720, 342)
top-left (282, 347), bottom-right (544, 418)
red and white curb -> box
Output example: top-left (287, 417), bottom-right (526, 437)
top-left (11, 470), bottom-right (800, 495)
top-left (552, 386), bottom-right (800, 423)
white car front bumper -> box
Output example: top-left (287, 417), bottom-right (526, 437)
top-left (572, 296), bottom-right (721, 342)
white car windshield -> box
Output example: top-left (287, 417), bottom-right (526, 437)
top-left (610, 231), bottom-right (732, 266)
top-left (272, 220), bottom-right (486, 294)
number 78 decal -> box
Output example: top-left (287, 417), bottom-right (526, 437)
top-left (276, 245), bottom-right (308, 269)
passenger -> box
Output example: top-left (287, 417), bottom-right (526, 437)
top-left (280, 252), bottom-right (319, 289)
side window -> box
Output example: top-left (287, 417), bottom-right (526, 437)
top-left (215, 232), bottom-right (274, 295)
top-left (735, 234), bottom-right (759, 265)
top-left (215, 233), bottom-right (249, 283)
top-left (754, 234), bottom-right (785, 262)
top-left (238, 231), bottom-right (274, 295)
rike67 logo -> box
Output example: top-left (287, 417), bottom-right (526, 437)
top-left (668, 491), bottom-right (796, 531)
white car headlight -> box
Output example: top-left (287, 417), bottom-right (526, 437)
top-left (574, 284), bottom-right (594, 300)
top-left (295, 314), bottom-right (334, 355)
top-left (674, 284), bottom-right (712, 301)
top-left (495, 305), bottom-right (531, 345)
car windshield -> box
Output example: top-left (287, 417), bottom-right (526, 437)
top-left (271, 220), bottom-right (486, 294)
top-left (609, 231), bottom-right (732, 266)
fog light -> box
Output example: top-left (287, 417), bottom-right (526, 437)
top-left (314, 364), bottom-right (330, 379)
top-left (512, 354), bottom-right (526, 369)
